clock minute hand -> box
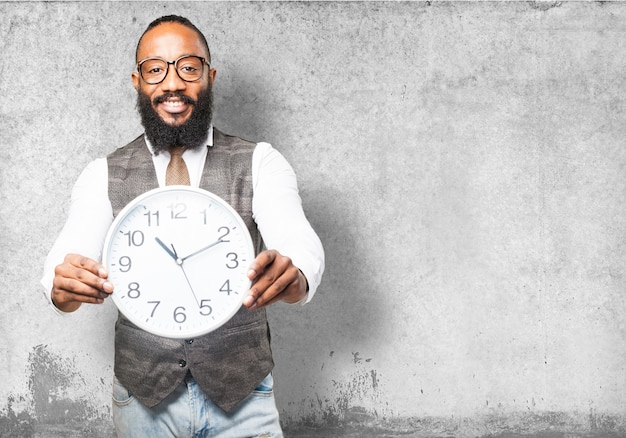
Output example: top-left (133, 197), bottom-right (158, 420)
top-left (180, 239), bottom-right (225, 262)
top-left (155, 237), bottom-right (183, 265)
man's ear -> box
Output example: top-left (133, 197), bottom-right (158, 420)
top-left (132, 71), bottom-right (140, 92)
top-left (208, 68), bottom-right (217, 86)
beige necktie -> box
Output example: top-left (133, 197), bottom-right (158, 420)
top-left (166, 147), bottom-right (190, 186)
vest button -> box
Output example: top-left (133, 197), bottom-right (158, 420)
top-left (178, 359), bottom-right (187, 368)
top-left (186, 339), bottom-right (194, 344)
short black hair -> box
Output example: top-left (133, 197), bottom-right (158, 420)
top-left (136, 15), bottom-right (211, 63)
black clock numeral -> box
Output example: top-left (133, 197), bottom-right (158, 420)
top-left (128, 282), bottom-right (141, 299)
top-left (144, 210), bottom-right (160, 227)
top-left (118, 256), bottom-right (132, 272)
top-left (173, 306), bottom-right (187, 323)
top-left (168, 202), bottom-right (188, 219)
top-left (200, 207), bottom-right (210, 224)
top-left (220, 279), bottom-right (233, 295)
top-left (226, 252), bottom-right (239, 269)
top-left (217, 226), bottom-right (231, 242)
top-left (147, 301), bottom-right (160, 317)
top-left (199, 300), bottom-right (212, 316)
top-left (123, 230), bottom-right (144, 247)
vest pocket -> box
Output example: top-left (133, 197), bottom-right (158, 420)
top-left (112, 375), bottom-right (135, 406)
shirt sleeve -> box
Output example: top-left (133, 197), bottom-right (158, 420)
top-left (40, 158), bottom-right (113, 312)
top-left (251, 143), bottom-right (325, 303)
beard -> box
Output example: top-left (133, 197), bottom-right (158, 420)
top-left (137, 86), bottom-right (213, 155)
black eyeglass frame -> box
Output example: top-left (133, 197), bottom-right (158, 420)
top-left (136, 55), bottom-right (211, 85)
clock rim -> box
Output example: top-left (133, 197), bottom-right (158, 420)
top-left (102, 185), bottom-right (255, 339)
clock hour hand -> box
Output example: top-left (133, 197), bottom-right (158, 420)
top-left (180, 239), bottom-right (225, 263)
top-left (155, 237), bottom-right (183, 265)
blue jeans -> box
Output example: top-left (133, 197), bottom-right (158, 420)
top-left (112, 373), bottom-right (283, 438)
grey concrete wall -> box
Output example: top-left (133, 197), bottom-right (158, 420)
top-left (1, 1), bottom-right (625, 437)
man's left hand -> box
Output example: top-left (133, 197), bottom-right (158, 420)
top-left (244, 249), bottom-right (308, 309)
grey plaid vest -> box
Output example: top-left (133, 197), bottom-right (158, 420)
top-left (107, 129), bottom-right (273, 412)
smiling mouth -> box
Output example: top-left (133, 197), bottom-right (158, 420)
top-left (161, 100), bottom-right (188, 114)
top-left (164, 100), bottom-right (185, 107)
top-left (154, 94), bottom-right (196, 114)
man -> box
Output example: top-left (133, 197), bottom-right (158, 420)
top-left (41, 15), bottom-right (324, 437)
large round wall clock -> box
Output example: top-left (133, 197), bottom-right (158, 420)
top-left (102, 186), bottom-right (254, 339)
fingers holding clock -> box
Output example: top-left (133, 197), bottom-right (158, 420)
top-left (244, 249), bottom-right (308, 309)
top-left (51, 254), bottom-right (114, 312)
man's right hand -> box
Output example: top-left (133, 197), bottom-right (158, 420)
top-left (51, 254), bottom-right (114, 312)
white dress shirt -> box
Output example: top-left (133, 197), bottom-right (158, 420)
top-left (41, 128), bottom-right (325, 310)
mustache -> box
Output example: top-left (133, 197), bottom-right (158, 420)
top-left (153, 93), bottom-right (197, 106)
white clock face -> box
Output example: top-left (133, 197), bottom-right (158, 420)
top-left (102, 186), bottom-right (254, 339)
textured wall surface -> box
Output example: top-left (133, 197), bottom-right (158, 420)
top-left (1, 1), bottom-right (626, 437)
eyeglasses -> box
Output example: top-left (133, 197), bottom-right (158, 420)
top-left (137, 55), bottom-right (210, 85)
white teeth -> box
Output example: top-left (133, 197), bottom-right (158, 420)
top-left (164, 101), bottom-right (184, 107)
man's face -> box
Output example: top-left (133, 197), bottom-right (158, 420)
top-left (132, 22), bottom-right (216, 127)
